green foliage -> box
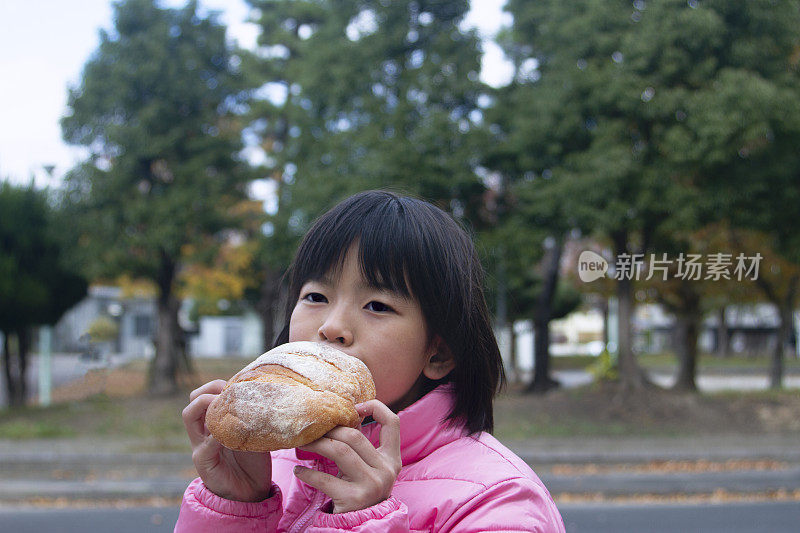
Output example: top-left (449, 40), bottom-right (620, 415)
top-left (491, 1), bottom-right (800, 382)
top-left (86, 316), bottom-right (120, 343)
top-left (60, 0), bottom-right (258, 392)
top-left (0, 182), bottom-right (87, 332)
top-left (60, 0), bottom-right (253, 284)
top-left (497, 0), bottom-right (800, 253)
top-left (246, 0), bottom-right (491, 232)
top-left (235, 0), bottom-right (497, 331)
top-left (0, 416), bottom-right (77, 439)
top-left (588, 349), bottom-right (619, 382)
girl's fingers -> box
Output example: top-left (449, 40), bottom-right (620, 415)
top-left (184, 380), bottom-right (226, 448)
top-left (182, 393), bottom-right (218, 447)
top-left (356, 400), bottom-right (401, 463)
top-left (323, 426), bottom-right (387, 471)
top-left (189, 379), bottom-right (227, 402)
top-left (191, 434), bottom-right (223, 473)
top-left (297, 431), bottom-right (367, 476)
top-left (293, 400), bottom-right (402, 513)
top-left (293, 464), bottom-right (349, 496)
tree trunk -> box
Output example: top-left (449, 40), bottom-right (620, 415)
top-left (177, 327), bottom-right (194, 375)
top-left (617, 274), bottom-right (639, 386)
top-left (673, 290), bottom-right (701, 392)
top-left (771, 306), bottom-right (787, 390)
top-left (2, 331), bottom-right (29, 407)
top-left (528, 318), bottom-right (560, 392)
top-left (2, 332), bottom-right (17, 407)
top-left (613, 231), bottom-right (650, 391)
top-left (601, 297), bottom-right (609, 350)
top-left (770, 275), bottom-right (798, 389)
top-left (15, 328), bottom-right (29, 406)
top-left (716, 306), bottom-right (729, 358)
top-left (149, 252), bottom-right (181, 396)
top-left (150, 293), bottom-right (182, 395)
top-left (526, 238), bottom-right (563, 394)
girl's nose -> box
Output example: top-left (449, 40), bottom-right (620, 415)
top-left (317, 307), bottom-right (354, 346)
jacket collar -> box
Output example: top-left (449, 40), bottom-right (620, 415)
top-left (360, 384), bottom-right (467, 466)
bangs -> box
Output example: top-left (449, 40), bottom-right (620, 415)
top-left (291, 193), bottom-right (419, 299)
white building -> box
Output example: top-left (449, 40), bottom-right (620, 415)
top-left (52, 286), bottom-right (265, 359)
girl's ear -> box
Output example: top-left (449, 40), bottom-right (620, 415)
top-left (423, 337), bottom-right (456, 380)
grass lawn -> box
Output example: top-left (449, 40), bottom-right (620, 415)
top-left (0, 356), bottom-right (253, 451)
top-left (552, 352), bottom-right (800, 372)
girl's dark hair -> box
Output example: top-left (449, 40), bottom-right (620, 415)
top-left (274, 190), bottom-right (505, 434)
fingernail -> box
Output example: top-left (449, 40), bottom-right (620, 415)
top-left (293, 465), bottom-right (306, 475)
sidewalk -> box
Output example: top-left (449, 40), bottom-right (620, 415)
top-left (0, 438), bottom-right (193, 503)
top-left (510, 434), bottom-right (800, 500)
top-left (1, 433), bottom-right (799, 504)
top-left (505, 434), bottom-right (800, 464)
top-left (552, 369), bottom-right (800, 392)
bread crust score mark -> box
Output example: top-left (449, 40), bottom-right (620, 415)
top-left (205, 341), bottom-right (376, 452)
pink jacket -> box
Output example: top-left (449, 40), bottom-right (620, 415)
top-left (175, 385), bottom-right (565, 532)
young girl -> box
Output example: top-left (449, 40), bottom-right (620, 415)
top-left (176, 190), bottom-right (565, 532)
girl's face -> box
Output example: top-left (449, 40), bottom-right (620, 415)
top-left (289, 245), bottom-right (453, 412)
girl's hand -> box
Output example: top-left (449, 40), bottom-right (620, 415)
top-left (182, 379), bottom-right (272, 502)
top-left (293, 399), bottom-right (402, 514)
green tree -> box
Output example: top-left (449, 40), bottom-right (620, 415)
top-left (499, 0), bottom-right (679, 391)
top-left (247, 0), bottom-right (487, 218)
top-left (0, 182), bottom-right (87, 407)
top-left (514, 203), bottom-right (582, 393)
top-left (499, 0), bottom-right (800, 391)
top-left (477, 171), bottom-right (583, 392)
top-left (483, 9), bottom-right (610, 393)
top-left (60, 0), bottom-right (252, 394)
top-left (730, 228), bottom-right (800, 388)
top-left (647, 0), bottom-right (800, 388)
top-left (242, 0), bottom-right (492, 341)
top-left (648, 223), bottom-right (791, 391)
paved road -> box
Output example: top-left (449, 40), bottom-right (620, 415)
top-left (541, 466), bottom-right (800, 496)
top-left (0, 506), bottom-right (178, 533)
top-left (559, 500), bottom-right (800, 533)
top-left (1, 501), bottom-right (798, 532)
top-left (2, 433), bottom-right (799, 503)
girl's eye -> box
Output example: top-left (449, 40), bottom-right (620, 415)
top-left (365, 301), bottom-right (393, 313)
top-left (303, 292), bottom-right (327, 303)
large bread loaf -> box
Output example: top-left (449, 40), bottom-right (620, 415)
top-left (205, 341), bottom-right (376, 452)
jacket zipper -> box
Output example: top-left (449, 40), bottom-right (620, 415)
top-left (288, 460), bottom-right (334, 533)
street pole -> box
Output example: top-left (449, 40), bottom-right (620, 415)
top-left (38, 326), bottom-right (52, 406)
top-left (607, 296), bottom-right (619, 361)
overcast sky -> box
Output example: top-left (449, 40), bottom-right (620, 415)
top-left (0, 0), bottom-right (512, 189)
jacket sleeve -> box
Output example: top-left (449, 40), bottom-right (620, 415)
top-left (174, 477), bottom-right (284, 532)
top-left (439, 477), bottom-right (566, 533)
top-left (307, 496), bottom-right (410, 532)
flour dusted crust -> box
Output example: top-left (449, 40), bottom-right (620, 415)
top-left (205, 341), bottom-right (376, 452)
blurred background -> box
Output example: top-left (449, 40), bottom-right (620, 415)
top-left (1, 0), bottom-right (799, 531)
